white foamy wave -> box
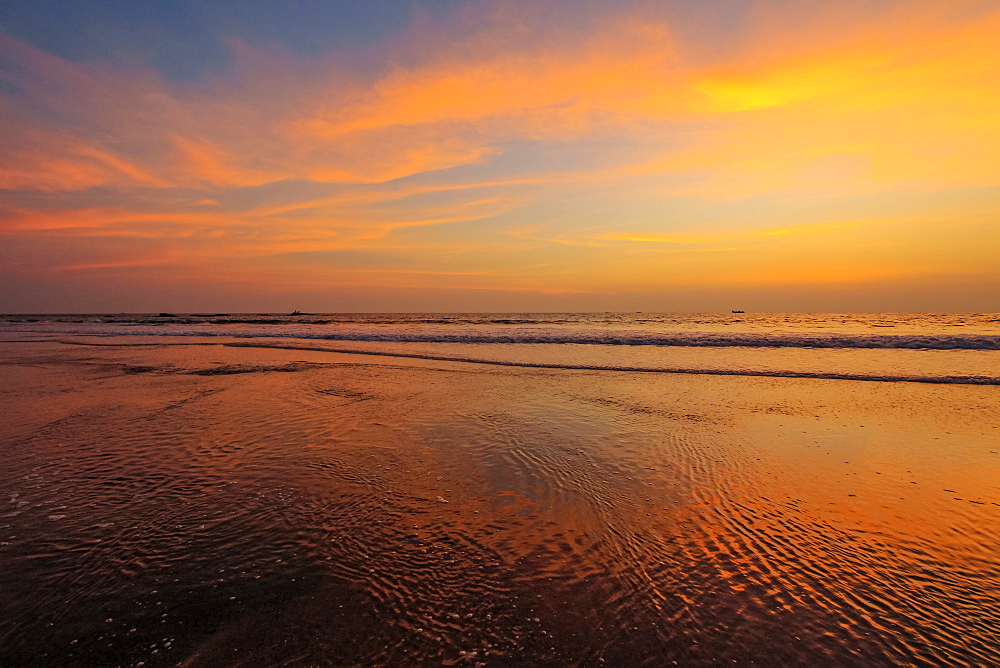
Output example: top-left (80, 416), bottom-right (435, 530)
top-left (5, 323), bottom-right (1000, 350)
top-left (221, 341), bottom-right (1000, 384)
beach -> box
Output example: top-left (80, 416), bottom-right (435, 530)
top-left (1, 323), bottom-right (998, 665)
top-left (5, 0), bottom-right (999, 662)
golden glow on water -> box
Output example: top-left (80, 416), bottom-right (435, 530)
top-left (1, 340), bottom-right (998, 664)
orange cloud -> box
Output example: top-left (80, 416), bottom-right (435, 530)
top-left (295, 21), bottom-right (683, 139)
top-left (1, 0), bottom-right (998, 309)
top-left (171, 135), bottom-right (283, 188)
top-left (602, 229), bottom-right (793, 245)
top-left (5, 0), bottom-right (995, 198)
top-left (634, 2), bottom-right (1000, 195)
top-left (0, 119), bottom-right (169, 192)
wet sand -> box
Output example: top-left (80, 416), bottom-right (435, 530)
top-left (1, 338), bottom-right (999, 665)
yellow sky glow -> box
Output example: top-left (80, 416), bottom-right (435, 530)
top-left (0, 0), bottom-right (997, 312)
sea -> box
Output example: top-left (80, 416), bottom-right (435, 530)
top-left (3, 311), bottom-right (1000, 384)
top-left (1, 312), bottom-right (999, 665)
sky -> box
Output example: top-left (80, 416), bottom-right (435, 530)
top-left (0, 0), bottom-right (997, 313)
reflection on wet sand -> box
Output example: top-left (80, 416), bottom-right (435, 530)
top-left (1, 339), bottom-right (998, 665)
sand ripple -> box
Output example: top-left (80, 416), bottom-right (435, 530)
top-left (1, 344), bottom-right (998, 665)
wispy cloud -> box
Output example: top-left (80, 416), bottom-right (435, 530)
top-left (1, 0), bottom-right (998, 310)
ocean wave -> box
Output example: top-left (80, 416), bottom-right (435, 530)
top-left (217, 341), bottom-right (1000, 384)
top-left (21, 337), bottom-right (999, 384)
top-left (0, 315), bottom-right (586, 326)
top-left (4, 324), bottom-right (1000, 350)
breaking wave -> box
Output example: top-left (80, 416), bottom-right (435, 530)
top-left (217, 341), bottom-right (1000, 385)
top-left (4, 323), bottom-right (1000, 350)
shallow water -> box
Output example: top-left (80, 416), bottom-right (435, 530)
top-left (5, 312), bottom-right (999, 385)
top-left (1, 339), bottom-right (998, 665)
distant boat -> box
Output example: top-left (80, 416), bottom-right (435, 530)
top-left (731, 310), bottom-right (745, 313)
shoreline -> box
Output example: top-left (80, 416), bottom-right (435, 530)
top-left (1, 338), bottom-right (998, 665)
top-left (4, 334), bottom-right (999, 385)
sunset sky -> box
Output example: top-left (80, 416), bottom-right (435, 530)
top-left (1, 0), bottom-right (997, 312)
